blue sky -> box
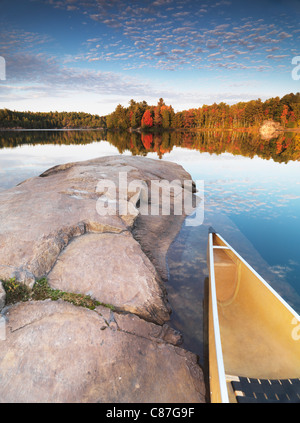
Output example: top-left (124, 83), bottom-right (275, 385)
top-left (0, 0), bottom-right (299, 115)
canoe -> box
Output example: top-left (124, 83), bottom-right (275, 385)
top-left (207, 229), bottom-right (300, 403)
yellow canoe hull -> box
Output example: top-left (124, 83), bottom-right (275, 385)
top-left (208, 231), bottom-right (300, 403)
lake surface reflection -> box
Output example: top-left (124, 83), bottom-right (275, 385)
top-left (0, 129), bottom-right (299, 367)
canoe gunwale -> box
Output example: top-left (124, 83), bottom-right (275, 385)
top-left (208, 232), bottom-right (230, 403)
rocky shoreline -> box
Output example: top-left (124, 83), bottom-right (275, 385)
top-left (259, 119), bottom-right (284, 140)
top-left (0, 155), bottom-right (206, 403)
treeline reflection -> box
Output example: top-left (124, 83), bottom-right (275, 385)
top-left (1, 129), bottom-right (299, 163)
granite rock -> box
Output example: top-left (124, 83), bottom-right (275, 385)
top-left (0, 300), bottom-right (206, 403)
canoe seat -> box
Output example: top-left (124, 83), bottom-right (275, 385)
top-left (231, 376), bottom-right (300, 403)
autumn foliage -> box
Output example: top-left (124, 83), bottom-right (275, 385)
top-left (1, 93), bottom-right (299, 131)
top-left (0, 123), bottom-right (299, 164)
top-left (104, 93), bottom-right (300, 131)
top-left (141, 133), bottom-right (153, 149)
top-left (141, 109), bottom-right (153, 128)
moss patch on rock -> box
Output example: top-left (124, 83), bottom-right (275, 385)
top-left (1, 277), bottom-right (115, 311)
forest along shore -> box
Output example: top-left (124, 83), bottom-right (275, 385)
top-left (0, 92), bottom-right (299, 131)
top-left (0, 126), bottom-right (299, 133)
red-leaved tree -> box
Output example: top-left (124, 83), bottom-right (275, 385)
top-left (141, 109), bottom-right (153, 128)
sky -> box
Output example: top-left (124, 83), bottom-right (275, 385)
top-left (0, 0), bottom-right (299, 115)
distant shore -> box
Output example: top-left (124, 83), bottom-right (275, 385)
top-left (0, 127), bottom-right (299, 133)
top-left (0, 127), bottom-right (106, 131)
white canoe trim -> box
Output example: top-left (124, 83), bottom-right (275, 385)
top-left (216, 233), bottom-right (300, 322)
top-left (209, 232), bottom-right (230, 403)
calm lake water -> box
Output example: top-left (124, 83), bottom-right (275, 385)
top-left (0, 129), bottom-right (300, 367)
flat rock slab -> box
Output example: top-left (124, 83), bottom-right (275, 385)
top-left (0, 300), bottom-right (206, 403)
top-left (48, 232), bottom-right (170, 324)
top-left (0, 155), bottom-right (193, 287)
top-left (0, 156), bottom-right (206, 402)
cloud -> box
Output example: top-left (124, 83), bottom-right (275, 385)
top-left (1, 50), bottom-right (161, 102)
top-left (267, 54), bottom-right (289, 60)
top-left (1, 0), bottom-right (298, 111)
top-left (206, 40), bottom-right (218, 49)
top-left (0, 29), bottom-right (52, 54)
top-left (208, 52), bottom-right (221, 58)
top-left (278, 31), bottom-right (292, 39)
top-left (265, 46), bottom-right (280, 52)
top-left (171, 48), bottom-right (185, 54)
top-left (154, 51), bottom-right (168, 56)
top-left (86, 38), bottom-right (101, 42)
top-left (172, 26), bottom-right (193, 34)
top-left (152, 0), bottom-right (173, 5)
top-left (38, 0), bottom-right (298, 75)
